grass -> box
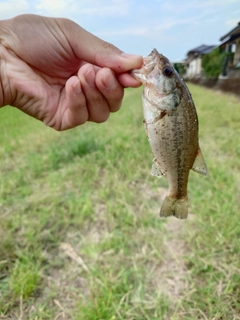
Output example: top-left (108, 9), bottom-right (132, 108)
top-left (0, 85), bottom-right (240, 319)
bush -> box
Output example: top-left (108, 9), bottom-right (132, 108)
top-left (202, 48), bottom-right (227, 79)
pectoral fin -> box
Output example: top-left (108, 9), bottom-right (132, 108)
top-left (192, 147), bottom-right (208, 176)
top-left (151, 158), bottom-right (164, 178)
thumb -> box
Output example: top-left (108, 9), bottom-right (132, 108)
top-left (62, 19), bottom-right (143, 73)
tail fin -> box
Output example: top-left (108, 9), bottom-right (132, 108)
top-left (160, 196), bottom-right (188, 219)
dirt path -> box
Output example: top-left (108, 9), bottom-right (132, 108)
top-left (153, 188), bottom-right (191, 303)
top-left (158, 216), bottom-right (191, 300)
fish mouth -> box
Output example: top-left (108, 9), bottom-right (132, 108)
top-left (131, 48), bottom-right (161, 83)
top-left (141, 49), bottom-right (159, 73)
top-left (144, 48), bottom-right (159, 63)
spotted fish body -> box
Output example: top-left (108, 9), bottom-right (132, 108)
top-left (132, 49), bottom-right (207, 219)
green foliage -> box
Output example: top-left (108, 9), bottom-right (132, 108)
top-left (202, 47), bottom-right (227, 79)
top-left (173, 62), bottom-right (186, 76)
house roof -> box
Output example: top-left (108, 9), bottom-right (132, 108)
top-left (187, 44), bottom-right (217, 55)
top-left (220, 22), bottom-right (240, 41)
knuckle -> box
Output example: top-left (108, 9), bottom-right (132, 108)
top-left (96, 113), bottom-right (110, 123)
top-left (90, 110), bottom-right (110, 123)
top-left (109, 101), bottom-right (122, 113)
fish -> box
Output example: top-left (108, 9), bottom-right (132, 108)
top-left (131, 49), bottom-right (207, 219)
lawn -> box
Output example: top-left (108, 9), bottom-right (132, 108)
top-left (0, 84), bottom-right (240, 319)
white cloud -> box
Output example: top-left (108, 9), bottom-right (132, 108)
top-left (35, 0), bottom-right (130, 17)
top-left (36, 0), bottom-right (77, 16)
top-left (96, 15), bottom-right (202, 39)
top-left (0, 0), bottom-right (28, 19)
top-left (226, 18), bottom-right (240, 28)
top-left (80, 0), bottom-right (130, 16)
top-left (97, 26), bottom-right (149, 37)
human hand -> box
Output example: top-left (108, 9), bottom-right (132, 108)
top-left (0, 14), bottom-right (143, 130)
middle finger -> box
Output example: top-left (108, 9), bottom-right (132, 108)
top-left (78, 64), bottom-right (110, 123)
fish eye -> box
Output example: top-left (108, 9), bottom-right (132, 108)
top-left (163, 65), bottom-right (173, 77)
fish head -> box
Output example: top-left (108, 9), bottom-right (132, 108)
top-left (132, 49), bottom-right (183, 112)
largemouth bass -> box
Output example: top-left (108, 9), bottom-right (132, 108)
top-left (132, 49), bottom-right (207, 219)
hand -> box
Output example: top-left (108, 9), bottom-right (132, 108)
top-left (0, 14), bottom-right (143, 130)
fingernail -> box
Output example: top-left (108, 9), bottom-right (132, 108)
top-left (103, 75), bottom-right (118, 90)
top-left (85, 68), bottom-right (95, 87)
top-left (72, 80), bottom-right (82, 94)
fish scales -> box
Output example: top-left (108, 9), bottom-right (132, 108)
top-left (132, 49), bottom-right (207, 219)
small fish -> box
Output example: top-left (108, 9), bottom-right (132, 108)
top-left (132, 49), bottom-right (207, 219)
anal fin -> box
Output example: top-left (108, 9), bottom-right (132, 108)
top-left (192, 147), bottom-right (208, 176)
top-left (151, 158), bottom-right (164, 178)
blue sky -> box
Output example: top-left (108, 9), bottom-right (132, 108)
top-left (0, 0), bottom-right (239, 61)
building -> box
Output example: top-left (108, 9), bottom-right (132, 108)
top-left (219, 21), bottom-right (240, 78)
top-left (185, 44), bottom-right (216, 79)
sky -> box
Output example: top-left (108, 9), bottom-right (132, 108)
top-left (0, 0), bottom-right (239, 61)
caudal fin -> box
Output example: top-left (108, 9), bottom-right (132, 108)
top-left (160, 196), bottom-right (188, 219)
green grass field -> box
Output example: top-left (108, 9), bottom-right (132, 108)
top-left (0, 84), bottom-right (240, 319)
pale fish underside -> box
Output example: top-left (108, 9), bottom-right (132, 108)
top-left (132, 49), bottom-right (207, 219)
